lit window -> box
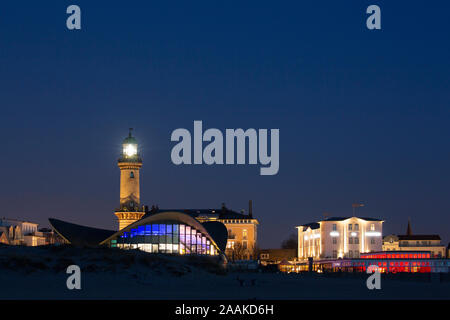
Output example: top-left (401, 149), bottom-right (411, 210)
top-left (370, 224), bottom-right (375, 231)
top-left (130, 171), bottom-right (135, 178)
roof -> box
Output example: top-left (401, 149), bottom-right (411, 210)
top-left (49, 218), bottom-right (116, 247)
top-left (298, 216), bottom-right (383, 230)
top-left (398, 235), bottom-right (441, 241)
top-left (123, 129), bottom-right (137, 145)
top-left (200, 221), bottom-right (228, 252)
top-left (299, 222), bottom-right (320, 230)
top-left (142, 208), bottom-right (254, 221)
top-left (322, 216), bottom-right (383, 222)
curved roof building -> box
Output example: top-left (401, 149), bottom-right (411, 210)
top-left (49, 211), bottom-right (228, 258)
top-left (100, 211), bottom-right (227, 256)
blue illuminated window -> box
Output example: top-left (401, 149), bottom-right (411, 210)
top-left (138, 226), bottom-right (145, 235)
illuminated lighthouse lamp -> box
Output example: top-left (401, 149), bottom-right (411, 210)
top-left (124, 143), bottom-right (137, 157)
top-left (122, 128), bottom-right (138, 158)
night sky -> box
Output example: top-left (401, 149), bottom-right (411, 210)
top-left (1, 1), bottom-right (449, 248)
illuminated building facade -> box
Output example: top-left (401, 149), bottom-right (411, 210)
top-left (50, 211), bottom-right (227, 258)
top-left (382, 220), bottom-right (446, 258)
top-left (101, 211), bottom-right (225, 256)
top-left (0, 218), bottom-right (47, 246)
top-left (292, 251), bottom-right (450, 273)
top-left (297, 217), bottom-right (384, 260)
top-left (142, 206), bottom-right (259, 260)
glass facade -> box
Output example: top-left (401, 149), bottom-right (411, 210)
top-left (110, 222), bottom-right (218, 256)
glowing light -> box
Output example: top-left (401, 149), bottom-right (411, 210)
top-left (365, 231), bottom-right (381, 237)
top-left (330, 231), bottom-right (339, 237)
top-left (124, 144), bottom-right (137, 157)
top-left (351, 232), bottom-right (357, 237)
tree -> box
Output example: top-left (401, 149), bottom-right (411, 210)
top-left (281, 233), bottom-right (297, 249)
top-left (229, 242), bottom-right (248, 261)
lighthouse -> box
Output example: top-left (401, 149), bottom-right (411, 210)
top-left (114, 129), bottom-right (145, 230)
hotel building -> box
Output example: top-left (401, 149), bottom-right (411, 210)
top-left (297, 216), bottom-right (384, 260)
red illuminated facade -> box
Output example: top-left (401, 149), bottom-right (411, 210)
top-left (293, 250), bottom-right (450, 273)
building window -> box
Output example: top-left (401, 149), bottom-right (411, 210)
top-left (332, 250), bottom-right (337, 258)
top-left (370, 223), bottom-right (375, 231)
top-left (354, 224), bottom-right (359, 231)
top-left (243, 241), bottom-right (248, 249)
top-left (355, 237), bottom-right (359, 244)
top-left (333, 238), bottom-right (337, 245)
top-left (348, 224), bottom-right (352, 231)
top-left (371, 238), bottom-right (375, 245)
top-left (130, 171), bottom-right (135, 178)
top-left (242, 229), bottom-right (248, 240)
top-left (349, 250), bottom-right (353, 258)
top-left (261, 253), bottom-right (269, 259)
top-left (349, 237), bottom-right (353, 244)
top-left (355, 250), bottom-right (359, 258)
top-left (332, 224), bottom-right (337, 231)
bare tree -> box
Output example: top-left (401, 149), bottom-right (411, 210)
top-left (281, 233), bottom-right (297, 251)
top-left (228, 242), bottom-right (248, 261)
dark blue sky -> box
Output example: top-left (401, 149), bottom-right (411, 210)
top-left (1, 1), bottom-right (449, 247)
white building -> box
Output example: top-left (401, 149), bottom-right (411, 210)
top-left (297, 216), bottom-right (384, 260)
top-left (382, 220), bottom-right (447, 258)
top-left (0, 218), bottom-right (41, 246)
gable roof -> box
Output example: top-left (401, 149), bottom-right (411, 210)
top-left (322, 217), bottom-right (383, 222)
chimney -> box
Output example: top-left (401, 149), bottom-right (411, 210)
top-left (248, 200), bottom-right (253, 218)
